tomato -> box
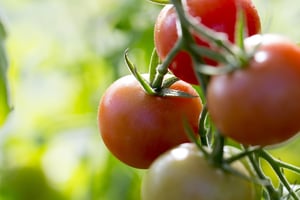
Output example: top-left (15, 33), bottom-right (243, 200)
top-left (141, 143), bottom-right (257, 200)
top-left (207, 34), bottom-right (300, 146)
top-left (98, 74), bottom-right (202, 169)
top-left (154, 0), bottom-right (261, 84)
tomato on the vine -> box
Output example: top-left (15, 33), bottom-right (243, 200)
top-left (142, 143), bottom-right (257, 200)
top-left (154, 0), bottom-right (261, 84)
top-left (98, 74), bottom-right (202, 169)
top-left (207, 34), bottom-right (300, 146)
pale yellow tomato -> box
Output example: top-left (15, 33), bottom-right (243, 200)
top-left (141, 143), bottom-right (257, 200)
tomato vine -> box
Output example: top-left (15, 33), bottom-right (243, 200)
top-left (99, 0), bottom-right (300, 199)
top-left (147, 0), bottom-right (300, 199)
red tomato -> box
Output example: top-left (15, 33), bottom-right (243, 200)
top-left (207, 34), bottom-right (300, 146)
top-left (142, 143), bottom-right (257, 200)
top-left (154, 0), bottom-right (261, 84)
top-left (98, 75), bottom-right (202, 169)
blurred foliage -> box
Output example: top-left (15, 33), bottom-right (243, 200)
top-left (0, 0), bottom-right (299, 200)
top-left (0, 16), bottom-right (10, 126)
top-left (0, 0), bottom-right (159, 199)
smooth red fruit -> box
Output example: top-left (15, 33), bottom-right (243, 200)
top-left (207, 34), bottom-right (300, 146)
top-left (154, 0), bottom-right (261, 84)
top-left (98, 75), bottom-right (202, 168)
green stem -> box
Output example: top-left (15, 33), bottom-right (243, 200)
top-left (183, 118), bottom-right (209, 157)
top-left (262, 151), bottom-right (300, 175)
top-left (248, 151), bottom-right (280, 200)
top-left (278, 161), bottom-right (300, 174)
top-left (170, 0), bottom-right (194, 44)
top-left (260, 150), bottom-right (300, 200)
top-left (189, 19), bottom-right (237, 56)
top-left (171, 0), bottom-right (210, 92)
top-left (210, 131), bottom-right (225, 167)
top-left (171, 0), bottom-right (248, 71)
top-left (224, 146), bottom-right (261, 164)
top-left (191, 57), bottom-right (209, 94)
top-left (198, 105), bottom-right (208, 146)
top-left (151, 39), bottom-right (182, 89)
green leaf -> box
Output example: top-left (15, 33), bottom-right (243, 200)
top-left (0, 18), bottom-right (10, 126)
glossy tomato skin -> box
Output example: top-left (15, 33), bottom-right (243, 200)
top-left (207, 34), bottom-right (300, 146)
top-left (154, 0), bottom-right (261, 84)
top-left (142, 143), bottom-right (257, 200)
top-left (98, 75), bottom-right (202, 169)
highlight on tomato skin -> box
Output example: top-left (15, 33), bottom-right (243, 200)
top-left (141, 143), bottom-right (257, 200)
top-left (206, 34), bottom-right (300, 147)
top-left (98, 74), bottom-right (202, 169)
top-left (154, 0), bottom-right (261, 85)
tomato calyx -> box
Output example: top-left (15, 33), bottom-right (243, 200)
top-left (124, 49), bottom-right (197, 98)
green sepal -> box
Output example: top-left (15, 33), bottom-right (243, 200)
top-left (161, 75), bottom-right (179, 88)
top-left (124, 49), bottom-right (156, 95)
top-left (125, 50), bottom-right (197, 98)
top-left (148, 48), bottom-right (160, 86)
top-left (156, 88), bottom-right (197, 98)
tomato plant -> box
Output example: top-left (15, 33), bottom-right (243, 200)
top-left (207, 34), bottom-right (300, 146)
top-left (98, 74), bottom-right (202, 169)
top-left (154, 0), bottom-right (261, 84)
top-left (97, 0), bottom-right (300, 198)
top-left (141, 143), bottom-right (257, 200)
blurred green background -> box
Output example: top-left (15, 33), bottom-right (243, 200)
top-left (0, 0), bottom-right (300, 199)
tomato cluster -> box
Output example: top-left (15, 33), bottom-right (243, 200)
top-left (98, 0), bottom-right (300, 199)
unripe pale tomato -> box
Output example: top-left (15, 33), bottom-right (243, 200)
top-left (154, 0), bottom-right (261, 84)
top-left (98, 75), bottom-right (202, 169)
top-left (141, 143), bottom-right (257, 200)
top-left (207, 34), bottom-right (300, 146)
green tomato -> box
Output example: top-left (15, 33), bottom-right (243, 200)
top-left (141, 143), bottom-right (257, 200)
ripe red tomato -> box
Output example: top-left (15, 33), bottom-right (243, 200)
top-left (98, 75), bottom-right (202, 169)
top-left (207, 34), bottom-right (300, 146)
top-left (142, 143), bottom-right (257, 200)
top-left (154, 0), bottom-right (261, 84)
